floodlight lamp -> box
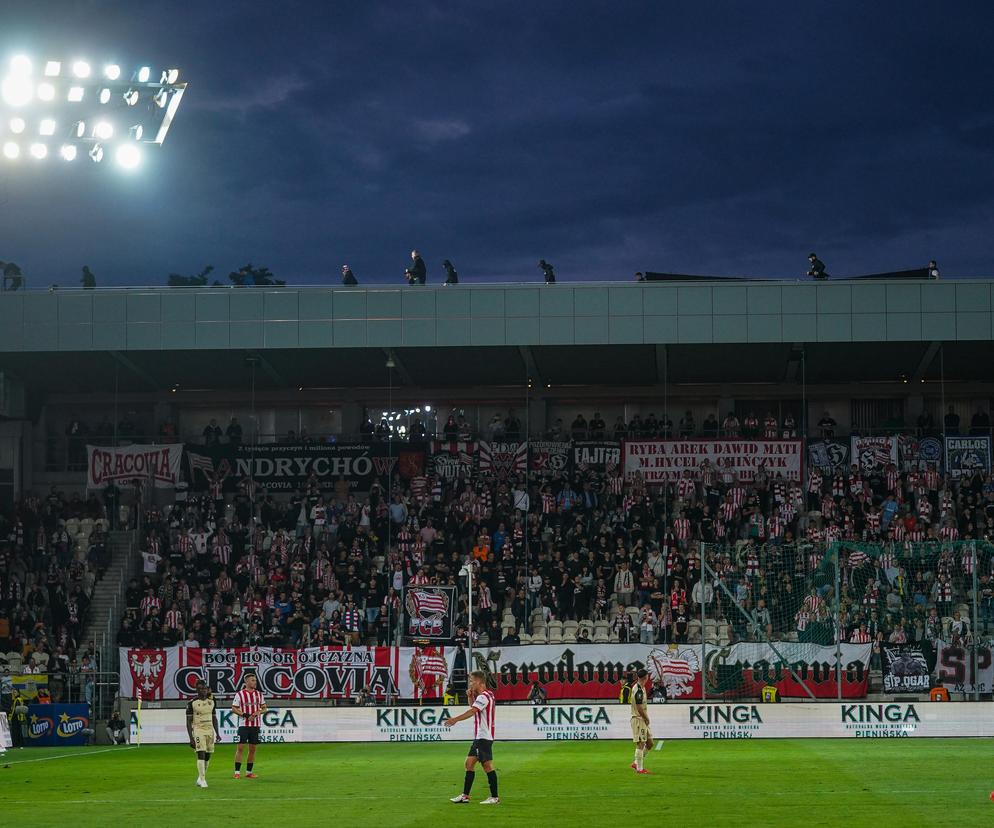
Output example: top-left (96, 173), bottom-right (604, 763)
top-left (88, 143), bottom-right (103, 163)
top-left (74, 120), bottom-right (86, 138)
top-left (104, 64), bottom-right (121, 80)
top-left (44, 61), bottom-right (61, 77)
top-left (29, 143), bottom-right (47, 159)
top-left (99, 88), bottom-right (111, 104)
top-left (10, 55), bottom-right (32, 75)
top-left (116, 143), bottom-right (140, 169)
top-left (59, 144), bottom-right (77, 161)
top-left (10, 117), bottom-right (25, 134)
top-left (93, 121), bottom-right (113, 140)
top-left (162, 68), bottom-right (179, 84)
top-left (2, 74), bottom-right (34, 106)
top-left (37, 82), bottom-right (55, 101)
top-left (72, 60), bottom-right (91, 78)
top-left (129, 124), bottom-right (143, 141)
top-left (153, 88), bottom-right (168, 108)
top-left (39, 118), bottom-right (56, 136)
top-left (123, 88), bottom-right (139, 106)
top-left (137, 66), bottom-right (151, 83)
top-left (3, 141), bottom-right (19, 160)
top-left (68, 86), bottom-right (84, 102)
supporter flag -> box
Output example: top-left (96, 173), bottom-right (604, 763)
top-left (479, 441), bottom-right (527, 480)
top-left (403, 585), bottom-right (457, 643)
top-left (187, 451), bottom-right (215, 480)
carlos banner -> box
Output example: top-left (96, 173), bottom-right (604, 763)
top-left (623, 439), bottom-right (803, 483)
top-left (121, 642), bottom-right (870, 701)
top-left (87, 443), bottom-right (183, 489)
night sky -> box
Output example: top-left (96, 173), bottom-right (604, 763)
top-left (2, 1), bottom-right (992, 287)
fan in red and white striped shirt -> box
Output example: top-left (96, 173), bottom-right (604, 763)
top-left (232, 673), bottom-right (268, 779)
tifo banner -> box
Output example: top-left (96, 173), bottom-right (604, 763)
top-left (850, 435), bottom-right (898, 473)
top-left (87, 443), bottom-right (183, 489)
top-left (25, 703), bottom-right (89, 747)
top-left (429, 440), bottom-right (477, 481)
top-left (11, 673), bottom-right (48, 701)
top-left (944, 436), bottom-right (991, 481)
top-left (119, 646), bottom-right (401, 700)
top-left (934, 640), bottom-right (993, 694)
top-left (129, 702), bottom-right (994, 744)
top-left (402, 585), bottom-right (457, 643)
top-left (897, 435), bottom-right (943, 472)
top-left (572, 440), bottom-right (622, 474)
top-left (479, 441), bottom-right (527, 480)
top-left (185, 443), bottom-right (424, 493)
top-left (623, 439), bottom-right (803, 483)
top-left (806, 439), bottom-right (850, 475)
top-left (529, 441), bottom-right (572, 477)
top-left (881, 645), bottom-right (930, 693)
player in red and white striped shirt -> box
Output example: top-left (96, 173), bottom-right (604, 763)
top-left (445, 671), bottom-right (500, 805)
top-left (232, 673), bottom-right (268, 779)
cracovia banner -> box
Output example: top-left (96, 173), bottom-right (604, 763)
top-left (623, 439), bottom-right (803, 483)
top-left (87, 443), bottom-right (183, 489)
top-left (184, 442), bottom-right (425, 492)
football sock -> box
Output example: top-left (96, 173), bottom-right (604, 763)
top-left (235, 762), bottom-right (241, 772)
top-left (463, 770), bottom-right (475, 796)
top-left (635, 748), bottom-right (644, 770)
top-left (197, 759), bottom-right (206, 779)
top-left (486, 770), bottom-right (498, 797)
top-left (633, 749), bottom-right (639, 763)
top-left (247, 762), bottom-right (254, 772)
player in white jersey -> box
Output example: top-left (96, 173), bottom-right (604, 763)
top-left (444, 670), bottom-right (500, 805)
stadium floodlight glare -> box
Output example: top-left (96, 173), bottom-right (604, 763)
top-left (129, 124), bottom-right (143, 141)
top-left (93, 120), bottom-right (113, 140)
top-left (88, 143), bottom-right (103, 162)
top-left (162, 68), bottom-right (179, 84)
top-left (44, 60), bottom-right (61, 77)
top-left (29, 142), bottom-right (47, 159)
top-left (73, 120), bottom-right (86, 138)
top-left (3, 141), bottom-right (19, 159)
top-left (2, 74), bottom-right (34, 106)
top-left (137, 66), bottom-right (151, 83)
top-left (99, 88), bottom-right (111, 104)
top-left (123, 88), bottom-right (138, 106)
top-left (104, 64), bottom-right (121, 80)
top-left (10, 55), bottom-right (32, 75)
top-left (59, 143), bottom-right (77, 161)
top-left (71, 60), bottom-right (91, 78)
top-left (10, 117), bottom-right (25, 134)
top-left (116, 143), bottom-right (140, 169)
top-left (39, 118), bottom-right (55, 136)
top-left (67, 86), bottom-right (84, 102)
top-left (37, 81), bottom-right (55, 101)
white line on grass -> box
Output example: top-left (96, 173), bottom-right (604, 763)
top-left (1, 746), bottom-right (136, 765)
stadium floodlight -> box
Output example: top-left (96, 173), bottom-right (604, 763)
top-left (67, 86), bottom-right (84, 102)
top-left (88, 143), bottom-right (103, 162)
top-left (10, 117), bottom-right (25, 133)
top-left (44, 60), bottom-right (61, 76)
top-left (137, 66), bottom-right (151, 83)
top-left (153, 87), bottom-right (168, 108)
top-left (129, 124), bottom-right (143, 140)
top-left (116, 143), bottom-right (140, 169)
top-left (93, 120), bottom-right (113, 140)
top-left (162, 68), bottom-right (179, 84)
top-left (39, 118), bottom-right (55, 136)
top-left (104, 64), bottom-right (121, 80)
top-left (10, 55), bottom-right (32, 75)
top-left (99, 88), bottom-right (111, 104)
top-left (37, 81), bottom-right (55, 101)
top-left (71, 60), bottom-right (91, 78)
top-left (29, 143), bottom-right (47, 159)
top-left (73, 120), bottom-right (85, 138)
top-left (59, 143), bottom-right (76, 161)
top-left (123, 88), bottom-right (139, 106)
top-left (3, 141), bottom-right (19, 159)
top-left (2, 73), bottom-right (33, 106)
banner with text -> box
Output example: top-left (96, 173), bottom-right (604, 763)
top-left (402, 585), bottom-right (457, 644)
top-left (897, 435), bottom-right (943, 472)
top-left (944, 436), bottom-right (991, 481)
top-left (529, 441), bottom-right (572, 477)
top-left (623, 439), bottom-right (803, 483)
top-left (429, 440), bottom-right (478, 481)
top-left (25, 703), bottom-right (89, 747)
top-left (479, 441), bottom-right (527, 480)
top-left (87, 443), bottom-right (183, 489)
top-left (807, 439), bottom-right (850, 475)
top-left (934, 640), bottom-right (993, 694)
top-left (572, 440), bottom-right (622, 475)
top-left (850, 435), bottom-right (898, 473)
top-left (185, 443), bottom-right (425, 493)
top-left (881, 645), bottom-right (931, 693)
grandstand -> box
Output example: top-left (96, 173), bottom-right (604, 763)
top-left (1, 275), bottom-right (993, 725)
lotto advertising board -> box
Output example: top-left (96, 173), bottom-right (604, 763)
top-left (129, 702), bottom-right (994, 744)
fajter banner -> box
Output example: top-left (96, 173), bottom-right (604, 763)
top-left (402, 585), bottom-right (457, 643)
top-left (185, 442), bottom-right (425, 493)
top-left (87, 443), bottom-right (183, 489)
top-left (623, 439), bottom-right (803, 484)
top-left (119, 646), bottom-right (402, 700)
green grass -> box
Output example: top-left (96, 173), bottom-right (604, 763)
top-left (1, 739), bottom-right (992, 827)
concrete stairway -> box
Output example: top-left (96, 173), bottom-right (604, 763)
top-left (80, 530), bottom-right (137, 662)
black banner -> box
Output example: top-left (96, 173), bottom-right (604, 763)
top-left (897, 435), bottom-right (943, 472)
top-left (882, 645), bottom-right (930, 693)
top-left (806, 439), bottom-right (850, 475)
top-left (529, 440), bottom-right (572, 477)
top-left (572, 440), bottom-right (622, 474)
top-left (403, 585), bottom-right (457, 643)
top-left (185, 442), bottom-right (425, 493)
top-left (429, 440), bottom-right (477, 481)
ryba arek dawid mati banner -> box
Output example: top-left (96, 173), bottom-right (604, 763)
top-left (87, 443), bottom-right (183, 489)
top-left (623, 439), bottom-right (803, 483)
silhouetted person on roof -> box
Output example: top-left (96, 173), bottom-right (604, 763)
top-left (341, 265), bottom-right (358, 285)
top-left (807, 253), bottom-right (828, 280)
top-left (539, 259), bottom-right (556, 284)
top-left (405, 250), bottom-right (426, 285)
top-left (443, 260), bottom-right (459, 285)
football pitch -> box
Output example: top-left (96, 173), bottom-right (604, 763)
top-left (1, 739), bottom-right (991, 827)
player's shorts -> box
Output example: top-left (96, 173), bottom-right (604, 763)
top-left (193, 730), bottom-right (216, 754)
top-left (631, 716), bottom-right (651, 744)
top-left (237, 726), bottom-right (261, 744)
top-left (468, 739), bottom-right (494, 763)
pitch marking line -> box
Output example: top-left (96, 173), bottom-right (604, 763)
top-left (1, 746), bottom-right (137, 765)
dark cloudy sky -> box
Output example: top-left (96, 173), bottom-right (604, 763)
top-left (1, 1), bottom-right (992, 287)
